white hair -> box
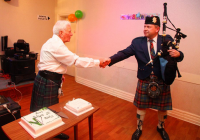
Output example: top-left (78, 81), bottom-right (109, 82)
top-left (53, 20), bottom-right (71, 35)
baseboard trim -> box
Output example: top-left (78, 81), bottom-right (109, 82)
top-left (76, 76), bottom-right (134, 102)
top-left (167, 108), bottom-right (200, 126)
top-left (76, 76), bottom-right (200, 126)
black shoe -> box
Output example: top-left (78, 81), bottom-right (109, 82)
top-left (132, 129), bottom-right (142, 140)
top-left (157, 126), bottom-right (170, 140)
top-left (54, 133), bottom-right (69, 139)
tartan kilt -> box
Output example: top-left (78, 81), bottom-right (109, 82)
top-left (30, 74), bottom-right (62, 112)
top-left (133, 77), bottom-right (172, 110)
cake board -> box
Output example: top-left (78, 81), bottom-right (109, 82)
top-left (19, 121), bottom-right (65, 138)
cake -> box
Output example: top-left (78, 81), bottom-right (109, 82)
top-left (19, 107), bottom-right (64, 137)
top-left (64, 98), bottom-right (93, 115)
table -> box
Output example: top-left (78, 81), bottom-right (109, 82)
top-left (2, 101), bottom-right (99, 140)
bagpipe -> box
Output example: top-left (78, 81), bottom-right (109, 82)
top-left (147, 3), bottom-right (187, 85)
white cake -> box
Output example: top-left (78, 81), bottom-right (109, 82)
top-left (20, 107), bottom-right (63, 136)
top-left (65, 98), bottom-right (92, 114)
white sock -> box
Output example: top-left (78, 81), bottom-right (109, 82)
top-left (136, 109), bottom-right (146, 130)
top-left (157, 110), bottom-right (167, 129)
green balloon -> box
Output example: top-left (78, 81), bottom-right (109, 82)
top-left (75, 10), bottom-right (83, 19)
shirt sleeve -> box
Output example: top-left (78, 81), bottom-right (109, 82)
top-left (54, 44), bottom-right (100, 68)
top-left (75, 57), bottom-right (100, 67)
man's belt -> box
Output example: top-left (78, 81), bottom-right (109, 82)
top-left (39, 70), bottom-right (62, 81)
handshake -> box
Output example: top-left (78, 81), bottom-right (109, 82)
top-left (99, 58), bottom-right (111, 68)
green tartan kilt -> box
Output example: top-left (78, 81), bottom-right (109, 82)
top-left (133, 77), bottom-right (172, 111)
top-left (30, 74), bottom-right (62, 112)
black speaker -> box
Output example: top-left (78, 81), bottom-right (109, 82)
top-left (8, 58), bottom-right (35, 75)
top-left (10, 72), bottom-right (36, 84)
top-left (0, 98), bottom-right (21, 140)
top-left (1, 36), bottom-right (8, 51)
top-left (1, 56), bottom-right (9, 74)
top-left (14, 53), bottom-right (29, 60)
top-left (5, 47), bottom-right (15, 57)
top-left (14, 40), bottom-right (29, 54)
top-left (29, 52), bottom-right (38, 60)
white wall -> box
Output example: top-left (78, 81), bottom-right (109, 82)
top-left (55, 0), bottom-right (78, 16)
top-left (56, 0), bottom-right (200, 125)
top-left (0, 0), bottom-right (56, 54)
top-left (77, 0), bottom-right (200, 75)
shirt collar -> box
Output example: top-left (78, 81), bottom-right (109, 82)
top-left (52, 34), bottom-right (64, 43)
top-left (148, 35), bottom-right (158, 43)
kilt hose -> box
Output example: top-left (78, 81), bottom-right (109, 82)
top-left (133, 77), bottom-right (172, 110)
top-left (30, 74), bottom-right (62, 112)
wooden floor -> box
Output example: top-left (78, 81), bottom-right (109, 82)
top-left (5, 75), bottom-right (200, 140)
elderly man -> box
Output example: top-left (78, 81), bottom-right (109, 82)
top-left (30, 20), bottom-right (105, 139)
top-left (101, 16), bottom-right (184, 140)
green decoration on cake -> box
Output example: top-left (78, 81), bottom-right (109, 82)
top-left (29, 118), bottom-right (42, 126)
top-left (40, 107), bottom-right (47, 111)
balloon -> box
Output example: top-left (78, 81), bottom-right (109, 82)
top-left (68, 14), bottom-right (77, 22)
top-left (75, 10), bottom-right (83, 19)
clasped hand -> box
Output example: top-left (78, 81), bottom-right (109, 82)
top-left (167, 49), bottom-right (180, 58)
top-left (99, 58), bottom-right (111, 68)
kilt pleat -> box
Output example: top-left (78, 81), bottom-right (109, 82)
top-left (133, 78), bottom-right (172, 110)
top-left (30, 74), bottom-right (61, 112)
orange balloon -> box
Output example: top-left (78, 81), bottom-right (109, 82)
top-left (68, 14), bottom-right (77, 22)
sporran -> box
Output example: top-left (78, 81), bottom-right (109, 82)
top-left (147, 74), bottom-right (161, 98)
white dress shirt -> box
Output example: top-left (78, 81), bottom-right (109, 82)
top-left (147, 35), bottom-right (158, 60)
top-left (38, 34), bottom-right (100, 74)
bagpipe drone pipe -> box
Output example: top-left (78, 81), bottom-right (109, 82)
top-left (147, 3), bottom-right (187, 85)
